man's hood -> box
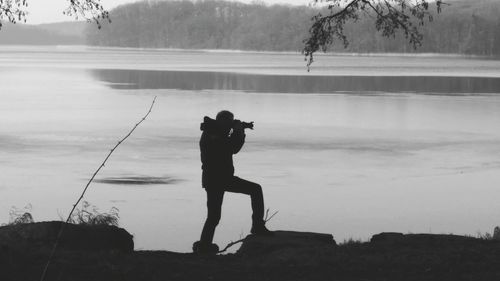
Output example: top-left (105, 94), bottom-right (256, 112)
top-left (200, 116), bottom-right (218, 132)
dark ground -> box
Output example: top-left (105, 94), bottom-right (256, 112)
top-left (2, 223), bottom-right (500, 281)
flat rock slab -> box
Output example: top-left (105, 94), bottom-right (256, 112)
top-left (237, 230), bottom-right (336, 265)
top-left (0, 221), bottom-right (133, 253)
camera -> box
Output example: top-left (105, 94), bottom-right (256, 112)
top-left (234, 119), bottom-right (254, 130)
top-left (200, 116), bottom-right (254, 131)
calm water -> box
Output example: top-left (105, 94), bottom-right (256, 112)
top-left (93, 69), bottom-right (500, 94)
top-left (2, 46), bottom-right (500, 252)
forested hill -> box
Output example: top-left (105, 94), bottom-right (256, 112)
top-left (0, 21), bottom-right (84, 45)
top-left (86, 0), bottom-right (500, 56)
top-left (86, 0), bottom-right (315, 51)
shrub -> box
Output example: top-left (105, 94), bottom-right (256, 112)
top-left (3, 204), bottom-right (35, 225)
top-left (67, 201), bottom-right (120, 227)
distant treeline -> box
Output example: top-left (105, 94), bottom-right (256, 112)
top-left (0, 22), bottom-right (84, 45)
top-left (86, 0), bottom-right (314, 51)
top-left (86, 0), bottom-right (500, 56)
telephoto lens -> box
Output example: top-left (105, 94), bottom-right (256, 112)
top-left (235, 120), bottom-right (254, 130)
top-left (241, 121), bottom-right (254, 130)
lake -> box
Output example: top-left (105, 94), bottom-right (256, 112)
top-left (1, 46), bottom-right (500, 252)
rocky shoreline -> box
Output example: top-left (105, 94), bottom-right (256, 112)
top-left (2, 222), bottom-right (500, 281)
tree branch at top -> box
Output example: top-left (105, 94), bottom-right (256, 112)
top-left (303, 0), bottom-right (447, 69)
top-left (0, 0), bottom-right (110, 30)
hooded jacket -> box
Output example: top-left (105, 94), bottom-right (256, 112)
top-left (199, 116), bottom-right (245, 188)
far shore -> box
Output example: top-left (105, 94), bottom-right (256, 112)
top-left (2, 45), bottom-right (500, 78)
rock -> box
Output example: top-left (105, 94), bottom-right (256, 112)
top-left (0, 221), bottom-right (134, 253)
top-left (237, 230), bottom-right (336, 266)
top-left (493, 226), bottom-right (500, 240)
top-left (371, 232), bottom-right (484, 248)
top-left (370, 232), bottom-right (404, 243)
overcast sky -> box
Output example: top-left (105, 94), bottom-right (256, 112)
top-left (26, 0), bottom-right (313, 24)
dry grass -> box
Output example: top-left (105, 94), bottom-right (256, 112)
top-left (66, 201), bottom-right (120, 227)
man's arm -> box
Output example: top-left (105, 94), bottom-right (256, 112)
top-left (229, 123), bottom-right (245, 154)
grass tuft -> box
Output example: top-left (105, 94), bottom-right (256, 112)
top-left (67, 201), bottom-right (120, 227)
top-left (3, 204), bottom-right (35, 226)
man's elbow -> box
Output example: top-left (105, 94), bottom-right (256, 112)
top-left (232, 146), bottom-right (243, 154)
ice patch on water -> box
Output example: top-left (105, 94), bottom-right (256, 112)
top-left (94, 175), bottom-right (181, 186)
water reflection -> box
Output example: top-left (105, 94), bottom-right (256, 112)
top-left (92, 69), bottom-right (500, 94)
top-left (94, 176), bottom-right (181, 185)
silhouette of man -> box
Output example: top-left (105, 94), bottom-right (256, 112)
top-left (193, 110), bottom-right (272, 254)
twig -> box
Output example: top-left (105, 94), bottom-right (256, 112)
top-left (264, 208), bottom-right (279, 223)
top-left (40, 96), bottom-right (157, 281)
top-left (218, 208), bottom-right (279, 254)
top-left (218, 238), bottom-right (247, 253)
top-left (216, 230), bottom-right (247, 253)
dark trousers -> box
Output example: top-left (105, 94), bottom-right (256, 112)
top-left (200, 176), bottom-right (264, 244)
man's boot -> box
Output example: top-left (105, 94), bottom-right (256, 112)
top-left (251, 221), bottom-right (274, 236)
top-left (192, 241), bottom-right (219, 254)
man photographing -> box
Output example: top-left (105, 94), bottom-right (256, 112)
top-left (194, 110), bottom-right (273, 254)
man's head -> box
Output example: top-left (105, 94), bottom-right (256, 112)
top-left (216, 110), bottom-right (234, 134)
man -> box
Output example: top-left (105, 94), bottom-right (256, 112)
top-left (193, 110), bottom-right (272, 254)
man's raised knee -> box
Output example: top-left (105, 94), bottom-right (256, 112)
top-left (253, 184), bottom-right (262, 195)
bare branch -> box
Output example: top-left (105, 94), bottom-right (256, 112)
top-left (303, 0), bottom-right (446, 69)
top-left (39, 96), bottom-right (157, 281)
top-left (63, 0), bottom-right (111, 29)
top-left (218, 238), bottom-right (247, 253)
top-left (0, 0), bottom-right (110, 30)
top-left (0, 0), bottom-right (28, 29)
top-left (264, 208), bottom-right (279, 223)
top-left (218, 207), bottom-right (278, 253)
top-left (265, 211), bottom-right (279, 223)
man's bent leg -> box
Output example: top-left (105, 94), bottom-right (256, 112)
top-left (200, 189), bottom-right (224, 244)
top-left (226, 177), bottom-right (265, 225)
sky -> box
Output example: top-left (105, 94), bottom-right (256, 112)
top-left (25, 0), bottom-right (313, 24)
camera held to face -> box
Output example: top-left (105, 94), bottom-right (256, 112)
top-left (234, 119), bottom-right (254, 130)
top-left (200, 116), bottom-right (254, 131)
